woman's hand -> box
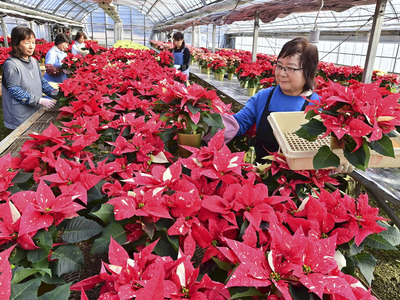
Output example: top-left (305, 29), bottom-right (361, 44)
top-left (39, 98), bottom-right (57, 109)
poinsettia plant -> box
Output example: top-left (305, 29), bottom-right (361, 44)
top-left (154, 81), bottom-right (228, 136)
top-left (296, 80), bottom-right (400, 170)
top-left (208, 58), bottom-right (228, 74)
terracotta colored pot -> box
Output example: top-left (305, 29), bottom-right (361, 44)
top-left (177, 132), bottom-right (202, 158)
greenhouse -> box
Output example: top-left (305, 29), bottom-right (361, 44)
top-left (1, 0), bottom-right (400, 299)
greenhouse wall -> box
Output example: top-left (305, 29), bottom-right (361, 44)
top-left (234, 36), bottom-right (400, 74)
top-left (84, 5), bottom-right (154, 47)
top-left (2, 16), bottom-right (51, 41)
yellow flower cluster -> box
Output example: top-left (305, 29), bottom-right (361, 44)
top-left (113, 40), bottom-right (149, 50)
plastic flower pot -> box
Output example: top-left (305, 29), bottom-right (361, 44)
top-left (201, 67), bottom-right (210, 75)
top-left (227, 73), bottom-right (234, 80)
top-left (247, 87), bottom-right (257, 97)
top-left (177, 132), bottom-right (202, 158)
top-left (214, 73), bottom-right (224, 81)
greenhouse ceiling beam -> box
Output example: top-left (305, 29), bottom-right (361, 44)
top-left (154, 0), bottom-right (253, 30)
top-left (362, 0), bottom-right (387, 83)
top-left (175, 0), bottom-right (188, 13)
top-left (0, 2), bottom-right (82, 27)
top-left (158, 0), bottom-right (377, 31)
top-left (155, 1), bottom-right (177, 22)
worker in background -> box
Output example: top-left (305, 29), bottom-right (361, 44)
top-left (1, 26), bottom-right (58, 132)
top-left (43, 33), bottom-right (70, 83)
top-left (71, 31), bottom-right (89, 56)
top-left (171, 32), bottom-right (190, 83)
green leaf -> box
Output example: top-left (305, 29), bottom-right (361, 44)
top-left (341, 255), bottom-right (356, 276)
top-left (294, 119), bottom-right (326, 141)
top-left (87, 181), bottom-right (106, 203)
top-left (187, 103), bottom-right (201, 115)
top-left (313, 145), bottom-right (340, 169)
top-left (40, 273), bottom-right (65, 285)
top-left (352, 253), bottom-right (377, 285)
top-left (343, 140), bottom-right (370, 171)
top-left (11, 278), bottom-right (41, 300)
top-left (62, 216), bottom-right (103, 243)
top-left (305, 109), bottom-right (318, 120)
top-left (377, 223), bottom-right (400, 246)
top-left (363, 233), bottom-right (398, 250)
top-left (89, 203), bottom-right (114, 225)
top-left (369, 134), bottom-right (395, 158)
top-left (11, 267), bottom-right (42, 284)
top-left (349, 240), bottom-right (364, 256)
top-left (202, 113), bottom-right (224, 136)
top-left (289, 283), bottom-right (320, 300)
top-left (153, 229), bottom-right (178, 259)
top-left (38, 283), bottom-right (72, 300)
top-left (229, 287), bottom-right (264, 299)
top-left (51, 245), bottom-right (84, 277)
top-left (27, 249), bottom-right (49, 263)
top-left (142, 221), bottom-right (156, 240)
top-left (9, 248), bottom-right (27, 266)
top-left (12, 171), bottom-right (33, 183)
top-left (91, 222), bottom-right (127, 255)
top-left (211, 256), bottom-right (233, 272)
top-left (33, 230), bottom-right (53, 252)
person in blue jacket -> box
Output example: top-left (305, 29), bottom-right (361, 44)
top-left (232, 37), bottom-right (319, 162)
top-left (43, 33), bottom-right (70, 83)
top-left (171, 32), bottom-right (190, 81)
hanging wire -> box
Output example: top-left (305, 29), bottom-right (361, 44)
top-left (320, 16), bottom-right (373, 61)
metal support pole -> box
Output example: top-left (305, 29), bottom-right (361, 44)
top-left (143, 14), bottom-right (146, 45)
top-left (90, 13), bottom-right (94, 40)
top-left (251, 11), bottom-right (260, 62)
top-left (130, 8), bottom-right (133, 41)
top-left (362, 0), bottom-right (387, 83)
top-left (392, 43), bottom-right (400, 73)
top-left (191, 25), bottom-right (195, 47)
top-left (206, 24), bottom-right (209, 49)
top-left (115, 21), bottom-right (123, 43)
top-left (212, 23), bottom-right (216, 54)
top-left (1, 18), bottom-right (9, 48)
top-left (104, 13), bottom-right (108, 46)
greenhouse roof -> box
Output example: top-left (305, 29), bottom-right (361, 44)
top-left (0, 0), bottom-right (398, 33)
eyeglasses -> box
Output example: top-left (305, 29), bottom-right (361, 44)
top-left (275, 65), bottom-right (303, 74)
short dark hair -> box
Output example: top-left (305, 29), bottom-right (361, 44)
top-left (54, 33), bottom-right (70, 46)
top-left (9, 26), bottom-right (36, 58)
top-left (173, 31), bottom-right (185, 49)
top-left (278, 37), bottom-right (319, 92)
top-left (75, 31), bottom-right (87, 41)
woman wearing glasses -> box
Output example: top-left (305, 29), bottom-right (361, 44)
top-left (231, 37), bottom-right (319, 162)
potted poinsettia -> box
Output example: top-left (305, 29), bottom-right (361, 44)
top-left (295, 80), bottom-right (400, 170)
top-left (226, 55), bottom-right (240, 80)
top-left (208, 58), bottom-right (227, 81)
top-left (153, 81), bottom-right (228, 157)
top-left (236, 62), bottom-right (262, 96)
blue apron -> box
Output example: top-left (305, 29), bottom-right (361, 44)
top-left (172, 48), bottom-right (189, 79)
top-left (255, 87), bottom-right (308, 162)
